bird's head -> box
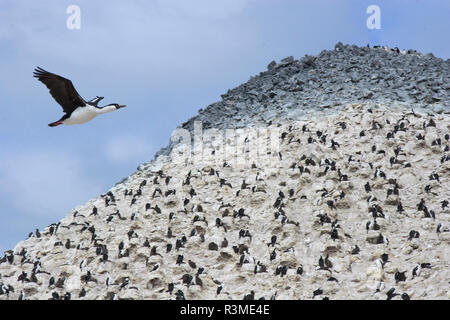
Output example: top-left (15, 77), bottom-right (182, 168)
top-left (109, 103), bottom-right (127, 109)
top-left (97, 103), bottom-right (127, 114)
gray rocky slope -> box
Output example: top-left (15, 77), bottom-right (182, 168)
top-left (151, 42), bottom-right (449, 162)
top-left (0, 43), bottom-right (449, 300)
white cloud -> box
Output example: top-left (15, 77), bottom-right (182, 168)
top-left (0, 149), bottom-right (103, 219)
top-left (0, 1), bottom-right (259, 85)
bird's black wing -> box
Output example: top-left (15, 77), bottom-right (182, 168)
top-left (33, 67), bottom-right (86, 113)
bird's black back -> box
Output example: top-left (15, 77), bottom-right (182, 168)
top-left (33, 67), bottom-right (86, 114)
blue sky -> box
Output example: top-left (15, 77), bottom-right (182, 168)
top-left (0, 0), bottom-right (449, 253)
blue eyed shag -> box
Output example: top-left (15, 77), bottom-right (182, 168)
top-left (33, 67), bottom-right (127, 127)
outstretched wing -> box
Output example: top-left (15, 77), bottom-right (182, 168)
top-left (33, 67), bottom-right (86, 113)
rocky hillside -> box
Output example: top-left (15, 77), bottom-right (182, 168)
top-left (153, 42), bottom-right (449, 161)
top-left (0, 43), bottom-right (449, 300)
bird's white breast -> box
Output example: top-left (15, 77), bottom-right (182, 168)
top-left (63, 105), bottom-right (98, 125)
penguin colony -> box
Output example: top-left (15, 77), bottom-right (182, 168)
top-left (0, 44), bottom-right (449, 300)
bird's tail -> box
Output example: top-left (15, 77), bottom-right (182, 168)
top-left (48, 121), bottom-right (63, 127)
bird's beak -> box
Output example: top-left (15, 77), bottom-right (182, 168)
top-left (118, 104), bottom-right (127, 108)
